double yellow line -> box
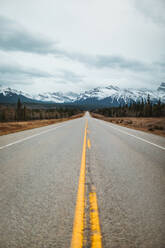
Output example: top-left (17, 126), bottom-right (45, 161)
top-left (71, 120), bottom-right (102, 248)
top-left (90, 189), bottom-right (102, 248)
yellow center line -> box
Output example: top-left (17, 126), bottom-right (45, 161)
top-left (70, 120), bottom-right (88, 248)
top-left (88, 138), bottom-right (91, 149)
top-left (89, 191), bottom-right (102, 248)
top-left (83, 192), bottom-right (87, 247)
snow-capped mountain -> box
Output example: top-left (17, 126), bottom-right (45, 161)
top-left (75, 85), bottom-right (162, 106)
top-left (0, 87), bottom-right (39, 103)
top-left (0, 83), bottom-right (165, 107)
top-left (0, 87), bottom-right (31, 99)
top-left (157, 82), bottom-right (165, 92)
top-left (157, 82), bottom-right (165, 103)
top-left (33, 91), bottom-right (79, 103)
top-left (0, 86), bottom-right (78, 104)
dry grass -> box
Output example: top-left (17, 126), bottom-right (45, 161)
top-left (0, 113), bottom-right (84, 136)
top-left (91, 113), bottom-right (165, 137)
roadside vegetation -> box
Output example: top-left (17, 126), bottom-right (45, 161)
top-left (91, 95), bottom-right (165, 136)
top-left (0, 98), bottom-right (83, 122)
top-left (0, 114), bottom-right (84, 136)
top-left (92, 95), bottom-right (165, 118)
top-left (0, 99), bottom-right (84, 135)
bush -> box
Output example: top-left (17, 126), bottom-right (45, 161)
top-left (154, 125), bottom-right (164, 130)
top-left (148, 127), bottom-right (154, 131)
top-left (125, 120), bottom-right (133, 124)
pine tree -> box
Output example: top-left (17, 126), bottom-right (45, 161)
top-left (157, 99), bottom-right (162, 117)
top-left (17, 98), bottom-right (22, 121)
top-left (23, 105), bottom-right (27, 120)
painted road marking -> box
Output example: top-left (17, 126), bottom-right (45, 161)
top-left (83, 194), bottom-right (87, 248)
top-left (97, 119), bottom-right (165, 151)
top-left (71, 120), bottom-right (87, 248)
top-left (89, 189), bottom-right (102, 248)
top-left (88, 138), bottom-right (91, 149)
top-left (0, 124), bottom-right (67, 150)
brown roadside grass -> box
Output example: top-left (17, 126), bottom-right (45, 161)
top-left (0, 113), bottom-right (84, 136)
top-left (91, 113), bottom-right (165, 137)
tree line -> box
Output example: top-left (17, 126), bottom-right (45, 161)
top-left (92, 95), bottom-right (165, 117)
top-left (0, 99), bottom-right (82, 122)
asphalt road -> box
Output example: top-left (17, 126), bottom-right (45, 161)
top-left (0, 113), bottom-right (165, 248)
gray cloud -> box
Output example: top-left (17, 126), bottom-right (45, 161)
top-left (85, 55), bottom-right (150, 72)
top-left (0, 61), bottom-right (84, 89)
top-left (133, 0), bottom-right (165, 25)
top-left (58, 51), bottom-right (153, 73)
top-left (60, 70), bottom-right (83, 83)
top-left (0, 16), bottom-right (61, 55)
top-left (0, 79), bottom-right (32, 87)
top-left (0, 15), bottom-right (163, 77)
top-left (0, 63), bottom-right (52, 78)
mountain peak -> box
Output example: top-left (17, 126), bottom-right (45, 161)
top-left (157, 82), bottom-right (165, 91)
top-left (106, 85), bottom-right (119, 91)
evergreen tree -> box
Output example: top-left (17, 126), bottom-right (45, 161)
top-left (16, 98), bottom-right (22, 121)
top-left (23, 105), bottom-right (27, 120)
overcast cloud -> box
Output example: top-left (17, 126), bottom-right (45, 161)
top-left (0, 0), bottom-right (164, 93)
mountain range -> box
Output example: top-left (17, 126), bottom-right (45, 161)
top-left (0, 83), bottom-right (165, 107)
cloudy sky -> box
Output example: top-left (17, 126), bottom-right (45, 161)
top-left (0, 0), bottom-right (165, 93)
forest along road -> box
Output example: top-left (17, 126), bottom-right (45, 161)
top-left (0, 113), bottom-right (165, 248)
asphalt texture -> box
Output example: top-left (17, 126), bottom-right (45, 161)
top-left (0, 113), bottom-right (165, 248)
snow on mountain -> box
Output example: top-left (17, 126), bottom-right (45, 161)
top-left (77, 86), bottom-right (120, 101)
top-left (0, 86), bottom-right (32, 99)
top-left (157, 82), bottom-right (165, 103)
top-left (33, 91), bottom-right (79, 103)
top-left (76, 85), bottom-right (163, 106)
top-left (0, 85), bottom-right (79, 104)
top-left (157, 82), bottom-right (165, 92)
top-left (0, 86), bottom-right (38, 103)
top-left (0, 83), bottom-right (165, 106)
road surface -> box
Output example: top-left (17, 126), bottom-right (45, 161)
top-left (0, 113), bottom-right (165, 248)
